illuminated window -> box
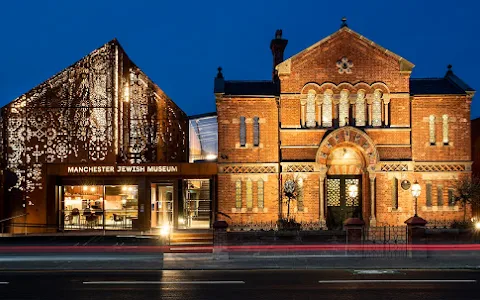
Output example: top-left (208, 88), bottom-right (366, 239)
top-left (257, 179), bottom-right (264, 209)
top-left (355, 90), bottom-right (366, 126)
top-left (392, 177), bottom-right (398, 209)
top-left (246, 179), bottom-right (253, 209)
top-left (297, 179), bottom-right (304, 211)
top-left (448, 188), bottom-right (455, 206)
top-left (372, 90), bottom-right (382, 127)
top-left (306, 92), bottom-right (316, 128)
top-left (253, 116), bottom-right (260, 146)
top-left (429, 115), bottom-right (436, 145)
top-left (339, 90), bottom-right (349, 127)
top-left (235, 180), bottom-right (242, 209)
top-left (322, 91), bottom-right (333, 127)
top-left (62, 185), bottom-right (138, 231)
top-left (437, 185), bottom-right (444, 206)
top-left (442, 114), bottom-right (449, 145)
top-left (426, 183), bottom-right (432, 207)
top-left (239, 116), bottom-right (246, 147)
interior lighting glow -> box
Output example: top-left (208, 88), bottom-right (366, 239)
top-left (205, 154), bottom-right (217, 161)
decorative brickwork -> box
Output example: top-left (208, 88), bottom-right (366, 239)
top-left (216, 25), bottom-right (474, 229)
top-left (220, 165), bottom-right (277, 174)
top-left (284, 164), bottom-right (315, 172)
top-left (380, 163), bottom-right (409, 172)
top-left (414, 164), bottom-right (466, 172)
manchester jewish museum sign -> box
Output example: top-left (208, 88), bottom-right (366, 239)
top-left (66, 164), bottom-right (179, 174)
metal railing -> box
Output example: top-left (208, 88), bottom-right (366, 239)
top-left (0, 213), bottom-right (29, 234)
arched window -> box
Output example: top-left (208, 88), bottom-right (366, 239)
top-left (442, 114), bottom-right (449, 145)
top-left (339, 90), bottom-right (349, 127)
top-left (246, 179), bottom-right (253, 209)
top-left (372, 90), bottom-right (382, 127)
top-left (305, 91), bottom-right (316, 128)
top-left (257, 179), bottom-right (264, 209)
top-left (322, 91), bottom-right (333, 127)
top-left (355, 90), bottom-right (366, 126)
top-left (235, 180), bottom-right (242, 209)
top-left (429, 115), bottom-right (436, 145)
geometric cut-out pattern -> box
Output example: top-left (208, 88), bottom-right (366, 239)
top-left (326, 179), bottom-right (341, 207)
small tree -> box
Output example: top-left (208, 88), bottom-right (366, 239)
top-left (454, 176), bottom-right (480, 222)
top-left (278, 175), bottom-right (302, 230)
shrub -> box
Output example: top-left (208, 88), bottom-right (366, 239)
top-left (277, 218), bottom-right (301, 231)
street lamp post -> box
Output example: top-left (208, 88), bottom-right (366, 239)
top-left (411, 180), bottom-right (421, 217)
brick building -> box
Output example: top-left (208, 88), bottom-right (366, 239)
top-left (214, 21), bottom-right (475, 229)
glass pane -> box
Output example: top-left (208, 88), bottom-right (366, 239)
top-left (105, 185), bottom-right (138, 230)
top-left (151, 183), bottom-right (173, 229)
top-left (327, 179), bottom-right (341, 207)
top-left (183, 179), bottom-right (210, 229)
top-left (62, 185), bottom-right (105, 230)
top-left (345, 178), bottom-right (360, 207)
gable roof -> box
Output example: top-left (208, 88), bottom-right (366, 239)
top-left (276, 27), bottom-right (415, 73)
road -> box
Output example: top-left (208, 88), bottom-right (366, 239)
top-left (0, 269), bottom-right (479, 299)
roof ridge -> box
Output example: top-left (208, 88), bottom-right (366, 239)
top-left (410, 77), bottom-right (445, 80)
top-left (226, 80), bottom-right (274, 83)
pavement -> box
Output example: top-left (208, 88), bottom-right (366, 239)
top-left (1, 269), bottom-right (480, 299)
top-left (1, 250), bottom-right (480, 270)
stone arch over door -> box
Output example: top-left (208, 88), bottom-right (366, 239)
top-left (315, 127), bottom-right (379, 228)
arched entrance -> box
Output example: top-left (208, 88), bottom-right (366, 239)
top-left (316, 127), bottom-right (379, 230)
top-left (325, 147), bottom-right (364, 229)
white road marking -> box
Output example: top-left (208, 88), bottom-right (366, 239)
top-left (0, 282), bottom-right (9, 285)
top-left (319, 279), bottom-right (477, 284)
top-left (353, 270), bottom-right (399, 274)
top-left (83, 281), bottom-right (245, 285)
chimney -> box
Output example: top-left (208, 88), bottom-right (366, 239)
top-left (270, 29), bottom-right (288, 81)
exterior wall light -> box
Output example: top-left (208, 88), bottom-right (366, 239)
top-left (205, 153), bottom-right (217, 161)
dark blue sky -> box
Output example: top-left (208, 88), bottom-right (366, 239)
top-left (1, 0), bottom-right (479, 118)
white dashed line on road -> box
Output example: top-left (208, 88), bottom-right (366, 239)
top-left (319, 279), bottom-right (477, 284)
top-left (83, 281), bottom-right (245, 285)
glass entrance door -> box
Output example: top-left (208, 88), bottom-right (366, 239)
top-left (151, 183), bottom-right (174, 229)
top-left (182, 179), bottom-right (211, 229)
top-left (326, 175), bottom-right (362, 230)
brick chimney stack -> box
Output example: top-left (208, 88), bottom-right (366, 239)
top-left (270, 29), bottom-right (288, 81)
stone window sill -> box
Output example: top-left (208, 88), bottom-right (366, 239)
top-left (421, 206), bottom-right (459, 212)
top-left (235, 143), bottom-right (264, 149)
top-left (293, 207), bottom-right (309, 213)
top-left (387, 207), bottom-right (403, 212)
top-left (231, 207), bottom-right (268, 213)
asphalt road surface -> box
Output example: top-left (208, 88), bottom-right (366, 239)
top-left (0, 269), bottom-right (479, 299)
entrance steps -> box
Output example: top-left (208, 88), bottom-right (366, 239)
top-left (169, 231), bottom-right (213, 246)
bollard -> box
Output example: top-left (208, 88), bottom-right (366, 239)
top-left (344, 218), bottom-right (365, 256)
top-left (213, 220), bottom-right (229, 260)
top-left (405, 216), bottom-right (427, 258)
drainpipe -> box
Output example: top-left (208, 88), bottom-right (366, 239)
top-left (277, 95), bottom-right (282, 220)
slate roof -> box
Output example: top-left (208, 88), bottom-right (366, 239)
top-left (410, 69), bottom-right (475, 95)
top-left (409, 78), bottom-right (467, 95)
top-left (223, 81), bottom-right (278, 96)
